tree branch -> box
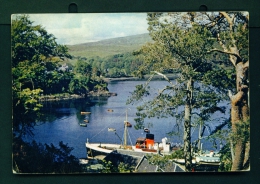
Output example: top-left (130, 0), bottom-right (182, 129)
top-left (152, 71), bottom-right (176, 88)
top-left (230, 91), bottom-right (244, 105)
top-left (243, 60), bottom-right (249, 69)
top-left (208, 48), bottom-right (241, 60)
top-left (209, 119), bottom-right (229, 136)
top-left (220, 12), bottom-right (233, 29)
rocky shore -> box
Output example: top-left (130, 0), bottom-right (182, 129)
top-left (39, 91), bottom-right (117, 102)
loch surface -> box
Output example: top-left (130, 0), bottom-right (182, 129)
top-left (23, 80), bottom-right (228, 158)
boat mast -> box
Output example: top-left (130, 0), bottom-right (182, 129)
top-left (198, 121), bottom-right (202, 151)
top-left (123, 109), bottom-right (128, 147)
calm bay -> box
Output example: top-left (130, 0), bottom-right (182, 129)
top-left (23, 80), bottom-right (228, 158)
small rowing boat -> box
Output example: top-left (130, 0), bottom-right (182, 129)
top-left (108, 128), bottom-right (116, 132)
top-left (81, 111), bottom-right (91, 115)
top-left (79, 123), bottom-right (87, 127)
top-left (144, 128), bottom-right (150, 133)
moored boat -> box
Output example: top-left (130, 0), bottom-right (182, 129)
top-left (80, 123), bottom-right (87, 127)
top-left (144, 128), bottom-right (150, 133)
top-left (195, 150), bottom-right (220, 164)
top-left (81, 111), bottom-right (91, 115)
top-left (108, 128), bottom-right (116, 132)
top-left (86, 109), bottom-right (175, 158)
top-left (125, 121), bottom-right (132, 127)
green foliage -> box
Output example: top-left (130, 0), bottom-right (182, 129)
top-left (127, 13), bottom-right (236, 171)
top-left (13, 88), bottom-right (43, 136)
top-left (231, 119), bottom-right (250, 145)
top-left (146, 154), bottom-right (169, 169)
top-left (12, 14), bottom-right (72, 95)
top-left (100, 160), bottom-right (114, 173)
top-left (12, 15), bottom-right (73, 135)
top-left (67, 33), bottom-right (152, 58)
top-left (99, 160), bottom-right (134, 173)
top-left (89, 52), bottom-right (145, 78)
top-left (118, 162), bottom-right (135, 173)
top-left (11, 15), bottom-right (110, 173)
top-left (68, 59), bottom-right (108, 95)
top-left (146, 150), bottom-right (184, 171)
top-left (128, 12), bottom-right (234, 132)
top-left (67, 33), bottom-right (154, 78)
top-left (218, 144), bottom-right (232, 171)
top-left (74, 60), bottom-right (92, 75)
top-left (68, 75), bottom-right (90, 95)
top-left (13, 137), bottom-right (82, 173)
top-left (169, 149), bottom-right (185, 159)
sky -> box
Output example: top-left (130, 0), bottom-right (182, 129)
top-left (28, 13), bottom-right (149, 45)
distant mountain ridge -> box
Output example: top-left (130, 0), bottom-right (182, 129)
top-left (67, 33), bottom-right (152, 58)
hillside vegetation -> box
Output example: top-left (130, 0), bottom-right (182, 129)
top-left (67, 33), bottom-right (152, 58)
top-left (66, 33), bottom-right (154, 78)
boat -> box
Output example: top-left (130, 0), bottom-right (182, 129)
top-left (123, 109), bottom-right (132, 127)
top-left (81, 111), bottom-right (91, 115)
top-left (144, 128), bottom-right (150, 133)
top-left (107, 109), bottom-right (114, 112)
top-left (125, 121), bottom-right (132, 127)
top-left (84, 120), bottom-right (89, 123)
top-left (80, 123), bottom-right (87, 127)
top-left (195, 150), bottom-right (220, 164)
top-left (85, 109), bottom-right (221, 172)
top-left (86, 109), bottom-right (174, 158)
top-left (108, 128), bottom-right (116, 132)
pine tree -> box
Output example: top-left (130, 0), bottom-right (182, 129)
top-left (128, 13), bottom-right (233, 171)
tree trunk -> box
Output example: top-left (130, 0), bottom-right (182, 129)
top-left (230, 61), bottom-right (249, 171)
top-left (243, 142), bottom-right (250, 170)
top-left (183, 78), bottom-right (193, 171)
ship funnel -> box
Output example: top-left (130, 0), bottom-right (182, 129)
top-left (145, 134), bottom-right (154, 149)
top-left (146, 133), bottom-right (154, 140)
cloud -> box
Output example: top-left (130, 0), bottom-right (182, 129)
top-left (29, 13), bottom-right (149, 45)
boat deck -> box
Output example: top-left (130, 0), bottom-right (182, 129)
top-left (86, 143), bottom-right (165, 158)
top-left (86, 143), bottom-right (122, 154)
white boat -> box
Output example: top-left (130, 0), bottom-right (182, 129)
top-left (81, 111), bottom-right (91, 115)
top-left (86, 110), bottom-right (173, 158)
top-left (195, 151), bottom-right (220, 164)
top-left (108, 128), bottom-right (116, 132)
top-left (80, 123), bottom-right (87, 127)
top-left (144, 128), bottom-right (150, 133)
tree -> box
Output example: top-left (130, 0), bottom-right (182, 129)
top-left (128, 13), bottom-right (233, 171)
top-left (13, 137), bottom-right (82, 173)
top-left (12, 15), bottom-right (72, 94)
top-left (181, 12), bottom-right (249, 171)
top-left (74, 60), bottom-right (92, 76)
top-left (12, 15), bottom-right (73, 134)
top-left (12, 88), bottom-right (43, 136)
top-left (146, 149), bottom-right (185, 171)
top-left (11, 15), bottom-right (84, 173)
top-left (203, 12), bottom-right (249, 171)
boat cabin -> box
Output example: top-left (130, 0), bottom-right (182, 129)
top-left (135, 138), bottom-right (146, 148)
top-left (135, 134), bottom-right (155, 149)
top-left (125, 121), bottom-right (132, 127)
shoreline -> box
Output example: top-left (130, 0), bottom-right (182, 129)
top-left (39, 91), bottom-right (117, 102)
top-left (39, 74), bottom-right (177, 102)
top-left (103, 73), bottom-right (178, 82)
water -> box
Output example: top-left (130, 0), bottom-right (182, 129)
top-left (23, 80), bottom-right (228, 158)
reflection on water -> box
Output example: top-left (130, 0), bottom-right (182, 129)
top-left (23, 80), bottom-right (228, 158)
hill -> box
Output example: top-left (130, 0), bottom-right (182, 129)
top-left (67, 33), bottom-right (152, 58)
